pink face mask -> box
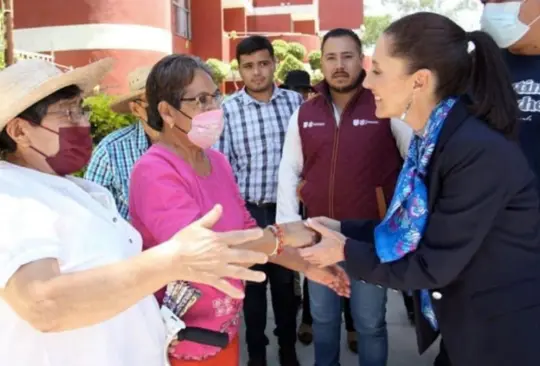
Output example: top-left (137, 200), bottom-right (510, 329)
top-left (175, 109), bottom-right (224, 149)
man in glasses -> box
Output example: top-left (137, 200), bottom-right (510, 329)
top-left (85, 66), bottom-right (159, 220)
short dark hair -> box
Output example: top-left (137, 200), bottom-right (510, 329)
top-left (145, 54), bottom-right (213, 132)
top-left (321, 28), bottom-right (363, 54)
top-left (236, 35), bottom-right (274, 62)
top-left (384, 12), bottom-right (519, 138)
top-left (0, 85), bottom-right (82, 154)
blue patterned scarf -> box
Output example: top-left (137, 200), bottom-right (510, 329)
top-left (374, 97), bottom-right (457, 329)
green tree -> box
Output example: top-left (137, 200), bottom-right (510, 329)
top-left (311, 69), bottom-right (324, 85)
top-left (362, 15), bottom-right (392, 48)
top-left (381, 0), bottom-right (477, 20)
top-left (83, 94), bottom-right (136, 145)
top-left (230, 58), bottom-right (238, 71)
top-left (71, 93), bottom-right (137, 177)
top-left (272, 39), bottom-right (289, 49)
top-left (229, 59), bottom-right (240, 91)
top-left (205, 58), bottom-right (230, 85)
top-left (276, 54), bottom-right (306, 84)
top-left (288, 42), bottom-right (307, 61)
top-left (383, 0), bottom-right (440, 13)
top-left (308, 50), bottom-right (321, 70)
top-left (272, 40), bottom-right (289, 62)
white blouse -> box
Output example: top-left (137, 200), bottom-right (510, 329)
top-left (0, 161), bottom-right (166, 366)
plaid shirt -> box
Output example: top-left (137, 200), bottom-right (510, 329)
top-left (85, 122), bottom-right (150, 220)
top-left (215, 87), bottom-right (302, 203)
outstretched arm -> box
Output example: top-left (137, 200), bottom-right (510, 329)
top-left (0, 204), bottom-right (267, 333)
top-left (302, 142), bottom-right (510, 291)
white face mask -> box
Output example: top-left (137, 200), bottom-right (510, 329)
top-left (481, 1), bottom-right (540, 49)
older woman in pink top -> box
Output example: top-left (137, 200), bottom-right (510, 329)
top-left (129, 54), bottom-right (348, 366)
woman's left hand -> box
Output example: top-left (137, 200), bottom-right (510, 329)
top-left (305, 265), bottom-right (351, 297)
top-left (299, 218), bottom-right (347, 267)
top-left (279, 221), bottom-right (318, 248)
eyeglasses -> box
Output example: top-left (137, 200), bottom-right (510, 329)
top-left (133, 99), bottom-right (148, 107)
top-left (47, 106), bottom-right (91, 124)
top-left (180, 90), bottom-right (223, 110)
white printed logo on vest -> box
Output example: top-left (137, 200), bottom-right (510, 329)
top-left (514, 79), bottom-right (540, 121)
top-left (353, 119), bottom-right (379, 126)
top-left (303, 121), bottom-right (325, 128)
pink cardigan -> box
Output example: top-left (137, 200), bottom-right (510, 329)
top-left (129, 144), bottom-right (256, 361)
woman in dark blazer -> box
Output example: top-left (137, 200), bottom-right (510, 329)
top-left (298, 12), bottom-right (540, 366)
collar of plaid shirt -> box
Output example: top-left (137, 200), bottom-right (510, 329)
top-left (85, 121), bottom-right (150, 220)
top-left (239, 84), bottom-right (284, 105)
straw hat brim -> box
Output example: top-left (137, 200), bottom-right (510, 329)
top-left (110, 88), bottom-right (145, 114)
top-left (0, 57), bottom-right (114, 131)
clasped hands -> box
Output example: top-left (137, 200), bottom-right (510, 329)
top-left (165, 205), bottom-right (349, 300)
top-left (279, 217), bottom-right (350, 297)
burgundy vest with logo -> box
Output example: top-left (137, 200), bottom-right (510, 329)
top-left (298, 82), bottom-right (402, 220)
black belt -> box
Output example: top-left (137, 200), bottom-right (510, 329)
top-left (246, 201), bottom-right (276, 209)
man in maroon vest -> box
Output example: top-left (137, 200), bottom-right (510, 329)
top-left (276, 28), bottom-right (411, 366)
top-left (281, 70), bottom-right (361, 351)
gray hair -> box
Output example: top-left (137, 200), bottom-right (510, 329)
top-left (145, 54), bottom-right (213, 131)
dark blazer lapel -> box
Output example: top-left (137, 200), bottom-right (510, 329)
top-left (414, 98), bottom-right (471, 353)
top-left (426, 98), bottom-right (471, 209)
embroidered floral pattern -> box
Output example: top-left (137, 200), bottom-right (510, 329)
top-left (374, 97), bottom-right (457, 330)
top-left (219, 312), bottom-right (240, 335)
top-left (169, 281), bottom-right (244, 361)
top-left (212, 296), bottom-right (235, 317)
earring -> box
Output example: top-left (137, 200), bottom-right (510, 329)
top-left (401, 100), bottom-right (412, 121)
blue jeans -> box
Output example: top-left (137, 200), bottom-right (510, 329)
top-left (309, 277), bottom-right (388, 366)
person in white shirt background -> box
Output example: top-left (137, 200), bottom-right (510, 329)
top-left (0, 58), bottom-right (272, 366)
top-left (276, 28), bottom-right (411, 366)
top-left (279, 68), bottom-right (362, 352)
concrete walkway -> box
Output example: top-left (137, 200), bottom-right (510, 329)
top-left (239, 290), bottom-right (439, 365)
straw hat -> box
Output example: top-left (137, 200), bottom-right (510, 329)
top-left (0, 57), bottom-right (114, 132)
top-left (109, 66), bottom-right (152, 114)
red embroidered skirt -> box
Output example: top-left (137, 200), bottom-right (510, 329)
top-left (169, 335), bottom-right (239, 366)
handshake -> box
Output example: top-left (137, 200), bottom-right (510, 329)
top-left (162, 205), bottom-right (350, 299)
top-left (279, 216), bottom-right (350, 297)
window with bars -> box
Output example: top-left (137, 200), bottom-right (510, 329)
top-left (173, 0), bottom-right (191, 39)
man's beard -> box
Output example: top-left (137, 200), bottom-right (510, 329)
top-left (247, 80), bottom-right (273, 94)
top-left (328, 72), bottom-right (364, 94)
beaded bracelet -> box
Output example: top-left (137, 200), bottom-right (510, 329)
top-left (268, 224), bottom-right (285, 256)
